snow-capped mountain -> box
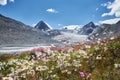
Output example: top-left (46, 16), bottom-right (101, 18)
top-left (78, 22), bottom-right (97, 35)
top-left (63, 25), bottom-right (81, 30)
top-left (60, 25), bottom-right (81, 34)
top-left (35, 21), bottom-right (52, 31)
top-left (48, 22), bottom-right (97, 44)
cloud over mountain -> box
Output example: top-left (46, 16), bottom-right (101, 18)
top-left (99, 18), bottom-right (120, 24)
top-left (101, 0), bottom-right (120, 17)
top-left (9, 0), bottom-right (14, 2)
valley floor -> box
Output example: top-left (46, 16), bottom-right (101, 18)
top-left (0, 45), bottom-right (50, 53)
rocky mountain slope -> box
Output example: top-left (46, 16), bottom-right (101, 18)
top-left (88, 21), bottom-right (120, 40)
top-left (0, 14), bottom-right (59, 47)
top-left (78, 22), bottom-right (97, 35)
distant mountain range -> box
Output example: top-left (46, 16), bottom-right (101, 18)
top-left (0, 14), bottom-right (120, 46)
top-left (88, 21), bottom-right (120, 40)
top-left (0, 14), bottom-right (60, 47)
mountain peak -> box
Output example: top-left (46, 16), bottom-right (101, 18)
top-left (88, 21), bottom-right (94, 24)
top-left (84, 22), bottom-right (96, 28)
top-left (35, 21), bottom-right (52, 31)
top-left (39, 20), bottom-right (44, 23)
top-left (78, 22), bottom-right (97, 35)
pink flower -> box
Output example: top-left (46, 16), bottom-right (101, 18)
top-left (35, 47), bottom-right (45, 53)
top-left (79, 71), bottom-right (92, 79)
top-left (13, 76), bottom-right (17, 80)
top-left (87, 73), bottom-right (92, 78)
top-left (79, 72), bottom-right (85, 77)
top-left (50, 47), bottom-right (63, 52)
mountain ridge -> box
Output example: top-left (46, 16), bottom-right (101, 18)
top-left (0, 14), bottom-right (120, 46)
top-left (88, 21), bottom-right (120, 40)
top-left (0, 14), bottom-right (60, 46)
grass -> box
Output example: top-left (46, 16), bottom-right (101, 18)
top-left (0, 37), bottom-right (120, 80)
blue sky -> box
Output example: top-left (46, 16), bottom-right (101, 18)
top-left (0, 0), bottom-right (120, 29)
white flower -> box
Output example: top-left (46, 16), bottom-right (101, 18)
top-left (110, 37), bottom-right (115, 40)
top-left (27, 70), bottom-right (35, 75)
top-left (96, 55), bottom-right (102, 60)
top-left (61, 69), bottom-right (68, 73)
top-left (2, 77), bottom-right (13, 80)
top-left (57, 55), bottom-right (66, 60)
top-left (97, 40), bottom-right (101, 44)
top-left (36, 66), bottom-right (48, 71)
top-left (15, 68), bottom-right (27, 74)
top-left (51, 66), bottom-right (55, 70)
top-left (35, 51), bottom-right (42, 57)
top-left (83, 55), bottom-right (89, 58)
top-left (51, 74), bottom-right (57, 78)
top-left (89, 53), bottom-right (93, 56)
top-left (85, 45), bottom-right (91, 48)
top-left (76, 55), bottom-right (81, 58)
top-left (104, 47), bottom-right (108, 51)
top-left (21, 73), bottom-right (26, 78)
top-left (98, 38), bottom-right (101, 41)
top-left (114, 63), bottom-right (120, 68)
top-left (79, 50), bottom-right (87, 56)
top-left (95, 46), bottom-right (100, 51)
top-left (67, 71), bottom-right (71, 74)
top-left (73, 61), bottom-right (81, 67)
top-left (64, 62), bottom-right (71, 67)
top-left (48, 70), bottom-right (52, 73)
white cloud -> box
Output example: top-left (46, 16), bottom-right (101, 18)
top-left (9, 0), bottom-right (14, 2)
top-left (101, 0), bottom-right (120, 17)
top-left (0, 0), bottom-right (14, 6)
top-left (46, 8), bottom-right (58, 13)
top-left (99, 18), bottom-right (120, 24)
top-left (101, 13), bottom-right (108, 17)
top-left (58, 24), bottom-right (62, 26)
top-left (0, 0), bottom-right (7, 5)
top-left (63, 25), bottom-right (82, 30)
top-left (101, 1), bottom-right (112, 7)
